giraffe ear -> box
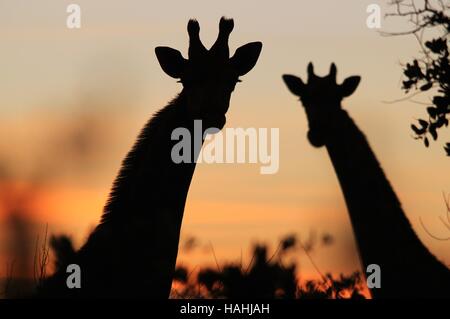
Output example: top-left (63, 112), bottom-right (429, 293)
top-left (155, 47), bottom-right (187, 79)
top-left (282, 74), bottom-right (305, 97)
top-left (230, 42), bottom-right (262, 76)
top-left (340, 76), bottom-right (361, 97)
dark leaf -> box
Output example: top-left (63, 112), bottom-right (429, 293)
top-left (404, 60), bottom-right (423, 79)
top-left (427, 106), bottom-right (437, 119)
top-left (418, 119), bottom-right (429, 128)
top-left (420, 82), bottom-right (433, 91)
top-left (411, 124), bottom-right (425, 135)
top-left (445, 143), bottom-right (450, 156)
top-left (429, 124), bottom-right (438, 140)
top-left (425, 38), bottom-right (447, 54)
top-left (433, 96), bottom-right (449, 110)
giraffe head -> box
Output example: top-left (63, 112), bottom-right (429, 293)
top-left (283, 63), bottom-right (361, 147)
top-left (155, 17), bottom-right (262, 129)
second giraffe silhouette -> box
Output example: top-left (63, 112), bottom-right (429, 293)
top-left (37, 17), bottom-right (262, 298)
top-left (283, 63), bottom-right (450, 298)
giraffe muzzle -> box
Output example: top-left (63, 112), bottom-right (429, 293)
top-left (307, 129), bottom-right (326, 147)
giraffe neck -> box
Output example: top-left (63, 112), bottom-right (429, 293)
top-left (102, 90), bottom-right (198, 223)
top-left (324, 109), bottom-right (449, 297)
top-left (76, 90), bottom-right (205, 297)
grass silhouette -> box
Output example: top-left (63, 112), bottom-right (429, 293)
top-left (1, 224), bottom-right (368, 299)
top-left (171, 234), bottom-right (367, 299)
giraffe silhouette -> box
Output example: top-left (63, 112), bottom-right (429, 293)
top-left (283, 63), bottom-right (450, 298)
top-left (36, 17), bottom-right (262, 298)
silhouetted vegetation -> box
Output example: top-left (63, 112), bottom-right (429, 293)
top-left (171, 234), bottom-right (367, 299)
top-left (1, 230), bottom-right (367, 299)
top-left (386, 0), bottom-right (450, 154)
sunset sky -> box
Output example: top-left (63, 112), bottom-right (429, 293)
top-left (0, 0), bottom-right (449, 281)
